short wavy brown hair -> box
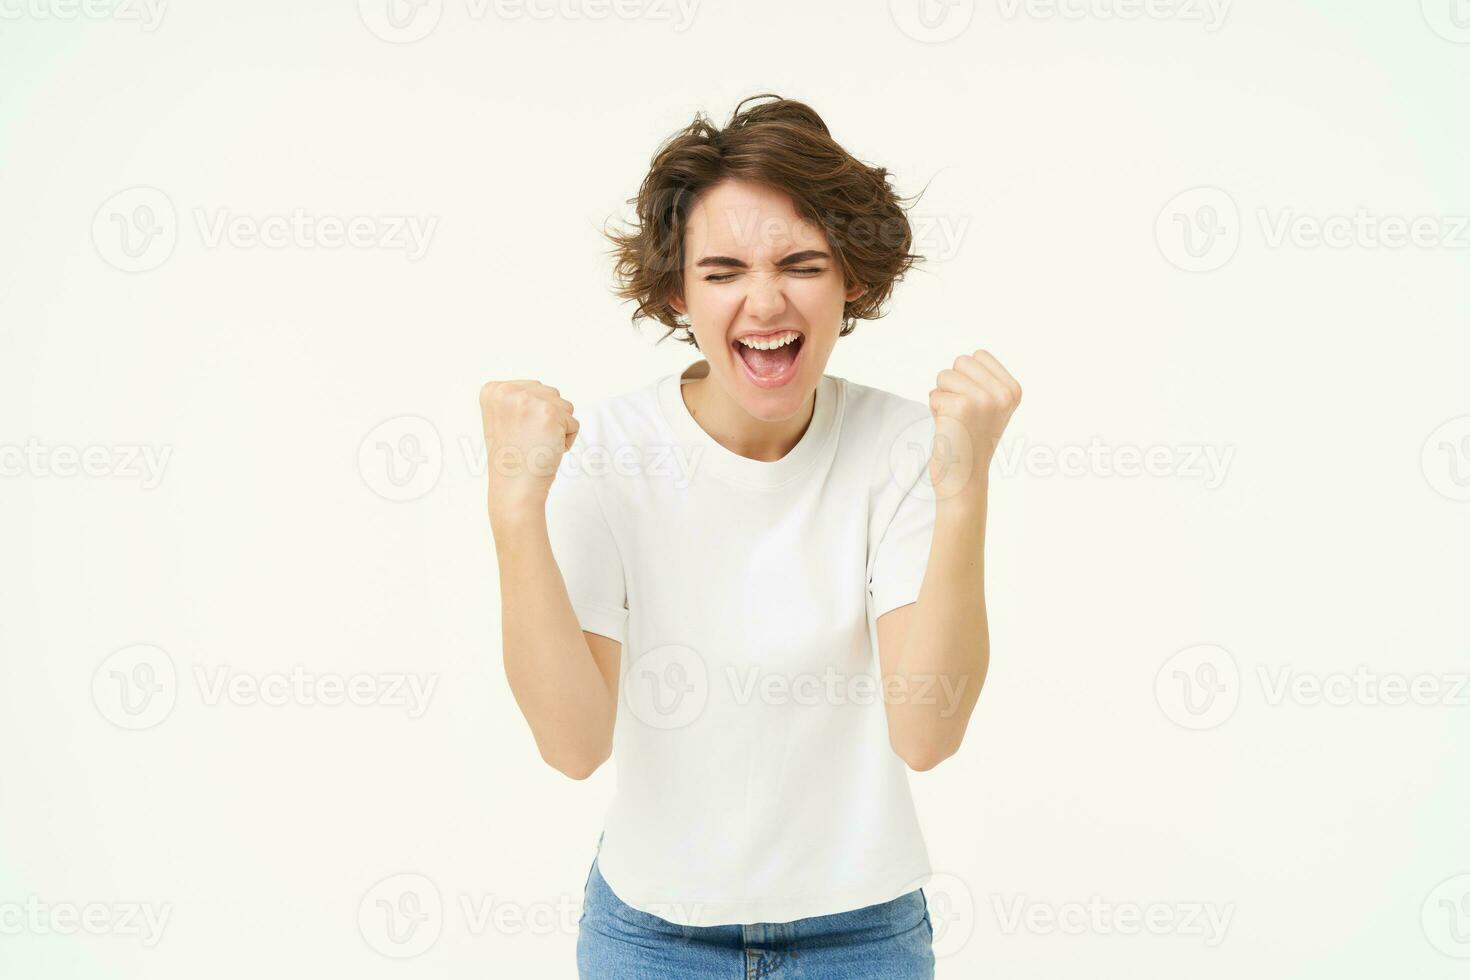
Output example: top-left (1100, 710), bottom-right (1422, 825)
top-left (604, 94), bottom-right (924, 347)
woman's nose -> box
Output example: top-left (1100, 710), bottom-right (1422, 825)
top-left (743, 276), bottom-right (787, 320)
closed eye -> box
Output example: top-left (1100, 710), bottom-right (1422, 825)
top-left (704, 267), bottom-right (825, 283)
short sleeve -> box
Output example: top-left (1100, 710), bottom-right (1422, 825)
top-left (543, 465), bottom-right (629, 645)
top-left (867, 415), bottom-right (937, 621)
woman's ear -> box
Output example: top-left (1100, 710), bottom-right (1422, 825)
top-left (845, 282), bottom-right (868, 303)
top-left (670, 293), bottom-right (687, 315)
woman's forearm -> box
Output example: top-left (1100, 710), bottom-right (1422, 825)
top-left (881, 491), bottom-right (990, 769)
top-left (880, 349), bottom-right (1019, 769)
top-left (493, 507), bottom-right (617, 779)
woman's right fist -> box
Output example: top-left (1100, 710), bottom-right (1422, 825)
top-left (478, 380), bottom-right (578, 521)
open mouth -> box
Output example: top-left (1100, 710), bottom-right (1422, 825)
top-left (732, 330), bottom-right (804, 388)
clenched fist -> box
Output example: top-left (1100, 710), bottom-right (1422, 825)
top-left (478, 380), bottom-right (579, 524)
top-left (927, 350), bottom-right (1021, 502)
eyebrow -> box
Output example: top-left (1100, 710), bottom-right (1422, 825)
top-left (693, 249), bottom-right (830, 269)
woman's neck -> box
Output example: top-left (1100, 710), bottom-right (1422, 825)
top-left (680, 373), bottom-right (816, 463)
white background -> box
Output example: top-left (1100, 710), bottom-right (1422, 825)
top-left (2, 0), bottom-right (1469, 976)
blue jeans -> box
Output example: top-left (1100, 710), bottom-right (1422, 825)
top-left (577, 854), bottom-right (935, 979)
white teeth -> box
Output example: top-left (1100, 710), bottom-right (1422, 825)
top-left (736, 331), bottom-right (801, 351)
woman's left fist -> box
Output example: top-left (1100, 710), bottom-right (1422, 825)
top-left (928, 349), bottom-right (1022, 501)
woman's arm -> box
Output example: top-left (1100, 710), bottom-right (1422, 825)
top-left (481, 381), bottom-right (620, 780)
top-left (493, 512), bottom-right (620, 779)
top-left (877, 495), bottom-right (989, 771)
top-left (876, 350), bottom-right (1021, 771)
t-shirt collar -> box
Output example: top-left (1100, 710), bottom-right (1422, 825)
top-left (655, 360), bottom-right (840, 490)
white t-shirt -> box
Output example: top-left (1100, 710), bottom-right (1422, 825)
top-left (542, 360), bottom-right (938, 926)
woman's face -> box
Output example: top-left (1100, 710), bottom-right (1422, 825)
top-left (669, 179), bottom-right (866, 422)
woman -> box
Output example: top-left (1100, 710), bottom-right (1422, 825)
top-left (479, 94), bottom-right (1020, 978)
